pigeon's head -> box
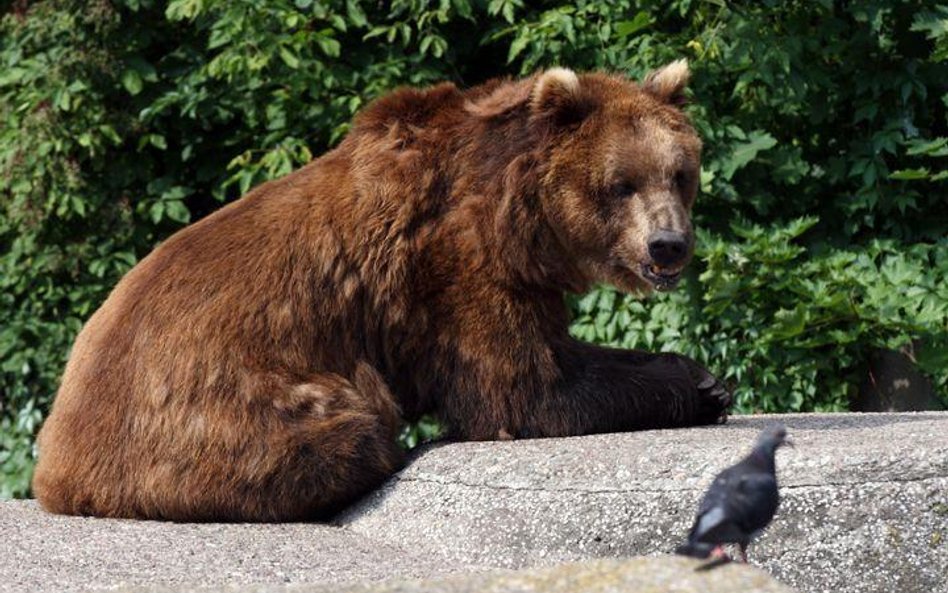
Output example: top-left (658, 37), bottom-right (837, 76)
top-left (756, 423), bottom-right (793, 454)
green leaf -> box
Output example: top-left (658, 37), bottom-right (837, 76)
top-left (502, 2), bottom-right (515, 24)
top-left (126, 55), bottom-right (158, 82)
top-left (165, 0), bottom-right (203, 21)
top-left (99, 124), bottom-right (121, 145)
top-left (906, 137), bottom-right (948, 156)
top-left (316, 36), bottom-right (341, 58)
top-left (278, 46), bottom-right (300, 69)
top-left (614, 12), bottom-right (653, 38)
top-left (149, 134), bottom-right (167, 150)
top-left (363, 27), bottom-right (388, 40)
top-left (452, 0), bottom-right (474, 20)
top-left (346, 0), bottom-right (368, 28)
top-left (149, 201), bottom-right (165, 224)
top-left (889, 168), bottom-right (930, 181)
top-left (121, 69), bottom-right (143, 95)
top-left (508, 34), bottom-right (529, 63)
top-left (164, 200), bottom-right (191, 224)
top-left (720, 131), bottom-right (778, 180)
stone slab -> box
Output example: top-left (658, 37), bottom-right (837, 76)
top-left (0, 500), bottom-right (469, 593)
top-left (3, 413), bottom-right (945, 593)
top-left (173, 557), bottom-right (791, 593)
top-left (339, 413), bottom-right (948, 593)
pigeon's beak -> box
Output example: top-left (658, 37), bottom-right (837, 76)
top-left (782, 438), bottom-right (795, 449)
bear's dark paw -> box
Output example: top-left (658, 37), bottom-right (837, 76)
top-left (686, 362), bottom-right (732, 425)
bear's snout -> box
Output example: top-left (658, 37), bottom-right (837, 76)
top-left (646, 229), bottom-right (690, 269)
top-left (637, 228), bottom-right (693, 291)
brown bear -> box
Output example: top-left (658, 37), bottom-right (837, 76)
top-left (33, 60), bottom-right (730, 522)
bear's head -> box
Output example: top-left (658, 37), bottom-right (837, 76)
top-left (478, 61), bottom-right (702, 295)
top-left (536, 61), bottom-right (701, 294)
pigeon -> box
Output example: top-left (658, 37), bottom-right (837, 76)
top-left (675, 423), bottom-right (792, 564)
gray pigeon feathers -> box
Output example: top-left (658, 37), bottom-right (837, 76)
top-left (675, 423), bottom-right (791, 562)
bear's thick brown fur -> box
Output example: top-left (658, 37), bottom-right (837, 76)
top-left (34, 61), bottom-right (730, 521)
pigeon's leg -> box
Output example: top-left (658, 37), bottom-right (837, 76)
top-left (739, 542), bottom-right (749, 563)
top-left (694, 545), bottom-right (733, 571)
top-left (710, 545), bottom-right (730, 561)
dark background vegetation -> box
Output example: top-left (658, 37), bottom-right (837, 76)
top-left (2, 0), bottom-right (946, 497)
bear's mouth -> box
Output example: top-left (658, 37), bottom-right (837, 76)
top-left (639, 263), bottom-right (683, 291)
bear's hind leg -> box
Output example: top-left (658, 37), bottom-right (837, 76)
top-left (135, 363), bottom-right (404, 522)
top-left (260, 364), bottom-right (406, 520)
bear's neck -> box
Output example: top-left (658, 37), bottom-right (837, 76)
top-left (291, 106), bottom-right (588, 416)
top-left (335, 102), bottom-right (589, 297)
top-left (456, 112), bottom-right (591, 294)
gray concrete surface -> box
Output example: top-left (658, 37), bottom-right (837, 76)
top-left (340, 413), bottom-right (948, 593)
top-left (2, 413), bottom-right (946, 593)
top-left (112, 557), bottom-right (792, 593)
top-left (290, 557), bottom-right (794, 593)
top-left (0, 499), bottom-right (471, 593)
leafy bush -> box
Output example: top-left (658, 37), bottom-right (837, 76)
top-left (1, 0), bottom-right (946, 497)
top-left (572, 219), bottom-right (948, 413)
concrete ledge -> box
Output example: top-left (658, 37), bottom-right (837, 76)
top-left (296, 557), bottom-right (792, 593)
top-left (91, 558), bottom-right (793, 593)
top-left (2, 413), bottom-right (946, 593)
top-left (339, 413), bottom-right (948, 593)
top-left (0, 500), bottom-right (470, 593)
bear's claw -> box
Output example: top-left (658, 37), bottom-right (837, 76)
top-left (688, 363), bottom-right (732, 425)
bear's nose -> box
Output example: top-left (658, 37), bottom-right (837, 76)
top-left (647, 229), bottom-right (689, 268)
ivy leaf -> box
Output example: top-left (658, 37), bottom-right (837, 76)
top-left (720, 131), bottom-right (778, 180)
top-left (614, 12), bottom-right (654, 38)
top-left (148, 201), bottom-right (165, 224)
top-left (508, 34), bottom-right (530, 63)
top-left (502, 2), bottom-right (515, 24)
top-left (164, 200), bottom-right (191, 224)
top-left (906, 137), bottom-right (948, 156)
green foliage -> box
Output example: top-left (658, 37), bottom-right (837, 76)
top-left (2, 0), bottom-right (946, 497)
top-left (562, 0), bottom-right (948, 413)
top-left (572, 221), bottom-right (948, 413)
top-left (398, 414), bottom-right (446, 450)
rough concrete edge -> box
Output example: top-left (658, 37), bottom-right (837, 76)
top-left (96, 557), bottom-right (796, 593)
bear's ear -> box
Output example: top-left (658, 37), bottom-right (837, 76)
top-left (529, 67), bottom-right (591, 127)
top-left (643, 59), bottom-right (691, 106)
top-left (465, 78), bottom-right (532, 119)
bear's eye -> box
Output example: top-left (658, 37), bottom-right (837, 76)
top-left (611, 180), bottom-right (637, 198)
top-left (674, 170), bottom-right (691, 190)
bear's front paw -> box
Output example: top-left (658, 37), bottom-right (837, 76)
top-left (684, 360), bottom-right (731, 425)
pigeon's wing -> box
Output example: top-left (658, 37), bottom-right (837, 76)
top-left (689, 465), bottom-right (779, 546)
top-left (695, 466), bottom-right (739, 517)
top-left (690, 503), bottom-right (747, 545)
top-left (687, 467), bottom-right (742, 543)
top-left (728, 472), bottom-right (779, 535)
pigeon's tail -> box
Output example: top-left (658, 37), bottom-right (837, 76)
top-left (674, 541), bottom-right (714, 559)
